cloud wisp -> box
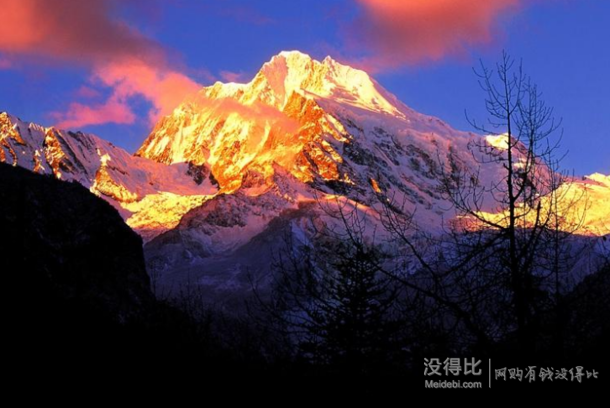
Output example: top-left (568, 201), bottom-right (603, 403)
top-left (350, 0), bottom-right (524, 70)
top-left (0, 0), bottom-right (200, 128)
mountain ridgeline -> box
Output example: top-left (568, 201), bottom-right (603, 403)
top-left (1, 51), bottom-right (608, 304)
top-left (1, 51), bottom-right (609, 384)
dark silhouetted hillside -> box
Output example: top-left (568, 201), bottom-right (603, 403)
top-left (0, 164), bottom-right (251, 386)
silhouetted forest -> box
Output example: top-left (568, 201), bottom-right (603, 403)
top-left (2, 162), bottom-right (607, 394)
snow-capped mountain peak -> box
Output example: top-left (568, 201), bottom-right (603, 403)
top-left (0, 111), bottom-right (217, 240)
top-left (3, 51), bottom-right (608, 257)
top-left (255, 50), bottom-right (403, 116)
top-left (2, 50), bottom-right (608, 303)
top-left (137, 51), bottom-right (445, 195)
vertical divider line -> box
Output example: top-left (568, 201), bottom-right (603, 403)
top-left (489, 359), bottom-right (492, 388)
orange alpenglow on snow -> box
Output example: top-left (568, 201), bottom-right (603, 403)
top-left (474, 173), bottom-right (610, 236)
top-left (137, 51), bottom-right (405, 192)
top-left (1, 52), bottom-right (608, 241)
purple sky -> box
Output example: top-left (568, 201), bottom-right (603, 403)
top-left (0, 0), bottom-right (607, 175)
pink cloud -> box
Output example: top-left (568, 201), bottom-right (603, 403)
top-left (0, 0), bottom-right (201, 128)
top-left (0, 0), bottom-right (164, 66)
top-left (74, 86), bottom-right (102, 100)
top-left (352, 0), bottom-right (525, 69)
top-left (93, 60), bottom-right (201, 125)
top-left (51, 96), bottom-right (136, 129)
top-left (50, 62), bottom-right (200, 129)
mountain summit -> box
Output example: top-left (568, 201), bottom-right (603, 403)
top-left (136, 51), bottom-right (471, 198)
top-left (254, 50), bottom-right (404, 116)
top-left (1, 51), bottom-right (608, 300)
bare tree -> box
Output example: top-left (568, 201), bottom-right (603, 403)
top-left (252, 53), bottom-right (592, 369)
top-left (433, 51), bottom-right (587, 352)
top-left (362, 52), bottom-right (589, 358)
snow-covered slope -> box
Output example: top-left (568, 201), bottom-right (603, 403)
top-left (138, 51), bottom-right (489, 227)
top-left (136, 51), bottom-right (608, 298)
top-left (562, 173), bottom-right (610, 235)
top-left (0, 112), bottom-right (217, 239)
top-left (2, 51), bottom-right (608, 302)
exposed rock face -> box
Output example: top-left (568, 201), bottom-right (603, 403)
top-left (2, 51), bottom-right (608, 305)
top-left (0, 112), bottom-right (217, 240)
top-left (136, 51), bottom-right (471, 200)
